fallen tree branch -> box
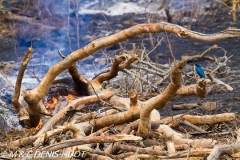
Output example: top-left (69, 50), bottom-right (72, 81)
top-left (91, 54), bottom-right (138, 89)
top-left (40, 134), bottom-right (142, 151)
top-left (37, 88), bottom-right (115, 135)
top-left (58, 50), bottom-right (89, 96)
top-left (172, 103), bottom-right (198, 110)
top-left (155, 113), bottom-right (238, 128)
top-left (176, 80), bottom-right (208, 99)
top-left (207, 142), bottom-right (240, 160)
top-left (157, 124), bottom-right (216, 148)
top-left (87, 91), bottom-right (141, 131)
top-left (12, 47), bottom-right (33, 120)
top-left (105, 120), bottom-right (139, 154)
top-left (22, 22), bottom-right (240, 104)
top-left (68, 145), bottom-right (117, 159)
top-left (137, 60), bottom-right (186, 138)
top-left (16, 22), bottom-right (239, 127)
top-left (115, 143), bottom-right (166, 156)
top-left (124, 148), bottom-right (212, 159)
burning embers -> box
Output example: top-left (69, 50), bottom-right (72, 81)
top-left (46, 96), bottom-right (57, 109)
top-left (34, 118), bottom-right (43, 132)
top-left (68, 93), bottom-right (74, 102)
top-left (45, 93), bottom-right (74, 110)
top-left (44, 77), bottom-right (83, 110)
top-left (48, 77), bottom-right (89, 97)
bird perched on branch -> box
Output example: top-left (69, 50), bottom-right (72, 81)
top-left (195, 62), bottom-right (206, 78)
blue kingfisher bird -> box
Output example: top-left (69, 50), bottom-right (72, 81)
top-left (195, 62), bottom-right (206, 78)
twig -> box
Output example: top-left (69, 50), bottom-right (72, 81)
top-left (165, 32), bottom-right (175, 59)
top-left (137, 60), bottom-right (167, 72)
top-left (101, 12), bottom-right (123, 50)
top-left (182, 44), bottom-right (218, 62)
top-left (29, 65), bottom-right (41, 82)
top-left (0, 70), bottom-right (14, 88)
top-left (211, 55), bottom-right (233, 74)
top-left (182, 120), bottom-right (206, 133)
top-left (123, 69), bottom-right (158, 90)
top-left (144, 37), bottom-right (164, 59)
top-left (130, 64), bottom-right (165, 76)
top-left (83, 77), bottom-right (112, 106)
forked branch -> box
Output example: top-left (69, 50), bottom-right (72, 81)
top-left (137, 60), bottom-right (186, 138)
top-left (14, 22), bottom-right (240, 128)
top-left (24, 22), bottom-right (240, 106)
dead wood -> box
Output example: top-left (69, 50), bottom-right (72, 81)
top-left (90, 154), bottom-right (113, 160)
top-left (91, 54), bottom-right (138, 90)
top-left (58, 50), bottom-right (89, 96)
top-left (12, 47), bottom-right (33, 120)
top-left (6, 127), bottom-right (65, 149)
top-left (7, 20), bottom-right (240, 159)
top-left (167, 141), bottom-right (176, 156)
top-left (182, 120), bottom-right (207, 133)
top-left (156, 113), bottom-right (237, 127)
top-left (124, 149), bottom-right (212, 159)
top-left (105, 120), bottom-right (139, 154)
top-left (166, 149), bottom-right (212, 158)
top-left (99, 109), bottom-right (236, 156)
top-left (7, 120), bottom-right (85, 148)
top-left (124, 154), bottom-right (160, 160)
top-left (80, 90), bottom-right (161, 135)
top-left (85, 91), bottom-right (141, 132)
top-left (172, 103), bottom-right (198, 110)
top-left (115, 143), bottom-right (166, 156)
top-left (12, 22), bottom-right (239, 127)
top-left (176, 80), bottom-right (208, 99)
top-left (137, 60), bottom-right (186, 138)
top-left (60, 51), bottom-right (138, 92)
top-left (130, 63), bottom-right (166, 76)
top-left (182, 113), bottom-right (237, 125)
top-left (37, 89), bottom-right (115, 135)
top-left (88, 124), bottom-right (114, 137)
top-left (68, 145), bottom-right (116, 159)
top-left (10, 134), bottom-right (38, 149)
top-left (181, 44), bottom-right (218, 62)
top-left (207, 143), bottom-right (240, 160)
top-left (74, 111), bottom-right (97, 123)
top-left (39, 134), bottom-right (142, 151)
top-left (157, 124), bottom-right (216, 148)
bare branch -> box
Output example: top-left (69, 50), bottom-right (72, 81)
top-left (12, 47), bottom-right (33, 120)
top-left (24, 22), bottom-right (240, 106)
top-left (40, 134), bottom-right (142, 151)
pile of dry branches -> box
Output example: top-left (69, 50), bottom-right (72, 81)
top-left (1, 22), bottom-right (240, 160)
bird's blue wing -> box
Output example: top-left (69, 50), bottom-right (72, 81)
top-left (196, 67), bottom-right (206, 78)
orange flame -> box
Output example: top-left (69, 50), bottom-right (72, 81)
top-left (46, 97), bottom-right (57, 109)
top-left (52, 97), bottom-right (57, 104)
top-left (68, 93), bottom-right (74, 102)
top-left (34, 118), bottom-right (43, 132)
